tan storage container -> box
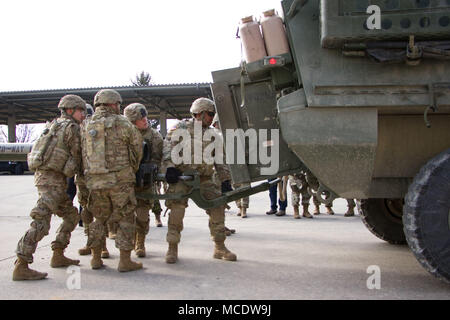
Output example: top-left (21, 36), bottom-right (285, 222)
top-left (261, 9), bottom-right (290, 56)
top-left (239, 15), bottom-right (267, 63)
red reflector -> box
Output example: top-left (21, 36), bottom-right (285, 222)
top-left (269, 58), bottom-right (277, 65)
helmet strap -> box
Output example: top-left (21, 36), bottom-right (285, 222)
top-left (62, 108), bottom-right (76, 122)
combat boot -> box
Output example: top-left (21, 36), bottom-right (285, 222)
top-left (276, 210), bottom-right (286, 216)
top-left (165, 243), bottom-right (178, 264)
top-left (224, 227), bottom-right (236, 236)
top-left (293, 205), bottom-right (301, 219)
top-left (302, 204), bottom-right (313, 218)
top-left (313, 205), bottom-right (321, 215)
top-left (237, 207), bottom-right (242, 216)
top-left (345, 208), bottom-right (355, 217)
top-left (155, 214), bottom-right (163, 227)
top-left (78, 244), bottom-right (91, 256)
top-left (108, 222), bottom-right (117, 239)
top-left (118, 250), bottom-right (143, 272)
top-left (79, 225), bottom-right (91, 255)
top-left (266, 209), bottom-right (277, 215)
top-left (50, 248), bottom-right (80, 268)
top-left (12, 258), bottom-right (48, 281)
top-left (213, 242), bottom-right (237, 261)
top-left (241, 208), bottom-right (247, 218)
top-left (90, 247), bottom-right (103, 269)
top-left (135, 232), bottom-right (146, 258)
top-left (101, 237), bottom-right (109, 259)
top-left (326, 207), bottom-right (335, 215)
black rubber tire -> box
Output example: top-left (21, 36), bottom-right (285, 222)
top-left (359, 198), bottom-right (406, 245)
top-left (403, 149), bottom-right (450, 283)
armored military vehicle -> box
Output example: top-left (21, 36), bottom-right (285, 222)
top-left (210, 0), bottom-right (450, 282)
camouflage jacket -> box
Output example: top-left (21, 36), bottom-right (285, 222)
top-left (81, 106), bottom-right (143, 190)
top-left (162, 119), bottom-right (229, 182)
top-left (34, 115), bottom-right (81, 186)
top-left (140, 122), bottom-right (163, 167)
top-left (135, 123), bottom-right (163, 193)
top-left (289, 173), bottom-right (307, 188)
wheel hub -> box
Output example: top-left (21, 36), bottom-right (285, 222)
top-left (385, 199), bottom-right (403, 221)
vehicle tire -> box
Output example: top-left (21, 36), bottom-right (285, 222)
top-left (403, 149), bottom-right (450, 283)
top-left (359, 198), bottom-right (406, 244)
top-left (14, 163), bottom-right (24, 175)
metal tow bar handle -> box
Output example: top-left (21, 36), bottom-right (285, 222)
top-left (136, 171), bottom-right (280, 210)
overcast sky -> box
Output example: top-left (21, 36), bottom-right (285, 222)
top-left (0, 0), bottom-right (283, 92)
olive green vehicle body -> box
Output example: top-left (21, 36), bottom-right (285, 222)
top-left (211, 0), bottom-right (450, 201)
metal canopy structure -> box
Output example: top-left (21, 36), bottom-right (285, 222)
top-left (0, 83), bottom-right (212, 124)
top-left (0, 83), bottom-right (212, 141)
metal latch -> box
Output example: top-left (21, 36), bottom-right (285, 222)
top-left (424, 83), bottom-right (439, 128)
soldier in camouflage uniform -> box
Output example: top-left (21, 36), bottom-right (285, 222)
top-left (311, 195), bottom-right (335, 215)
top-left (289, 172), bottom-right (314, 219)
top-left (81, 89), bottom-right (143, 272)
top-left (163, 97), bottom-right (236, 264)
top-left (124, 103), bottom-right (163, 258)
top-left (13, 95), bottom-right (87, 281)
top-left (305, 171), bottom-right (335, 215)
top-left (345, 199), bottom-right (356, 217)
top-left (152, 199), bottom-right (164, 227)
top-left (77, 104), bottom-right (110, 259)
top-left (233, 183), bottom-right (250, 218)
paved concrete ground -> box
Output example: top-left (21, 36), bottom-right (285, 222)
top-left (0, 173), bottom-right (448, 300)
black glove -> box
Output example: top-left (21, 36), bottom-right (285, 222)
top-left (221, 180), bottom-right (233, 193)
top-left (165, 167), bottom-right (182, 184)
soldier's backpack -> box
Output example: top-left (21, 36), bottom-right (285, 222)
top-left (83, 116), bottom-right (110, 175)
top-left (27, 119), bottom-right (70, 172)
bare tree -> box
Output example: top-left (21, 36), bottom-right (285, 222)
top-left (0, 124), bottom-right (38, 143)
top-left (0, 127), bottom-right (5, 143)
top-left (131, 71), bottom-right (160, 129)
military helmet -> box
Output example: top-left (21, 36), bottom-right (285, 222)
top-left (86, 103), bottom-right (94, 116)
top-left (57, 95), bottom-right (87, 111)
top-left (93, 89), bottom-right (122, 107)
top-left (124, 103), bottom-right (148, 122)
top-left (190, 97), bottom-right (215, 114)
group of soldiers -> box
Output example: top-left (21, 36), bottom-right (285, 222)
top-left (265, 173), bottom-right (356, 219)
top-left (12, 89), bottom-right (236, 281)
top-left (286, 172), bottom-right (356, 219)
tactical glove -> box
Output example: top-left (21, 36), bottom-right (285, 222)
top-left (165, 167), bottom-right (182, 184)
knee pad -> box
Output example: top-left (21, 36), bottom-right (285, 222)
top-left (30, 218), bottom-right (51, 242)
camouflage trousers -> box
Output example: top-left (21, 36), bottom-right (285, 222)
top-left (16, 185), bottom-right (79, 263)
top-left (165, 179), bottom-right (226, 244)
top-left (312, 195), bottom-right (332, 208)
top-left (87, 183), bottom-right (137, 251)
top-left (77, 181), bottom-right (92, 235)
top-left (289, 181), bottom-right (332, 208)
top-left (136, 198), bottom-right (154, 235)
top-left (152, 200), bottom-right (162, 215)
top-left (78, 182), bottom-right (116, 238)
top-left (290, 184), bottom-right (312, 206)
top-left (347, 199), bottom-right (356, 209)
top-left (233, 183), bottom-right (250, 209)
